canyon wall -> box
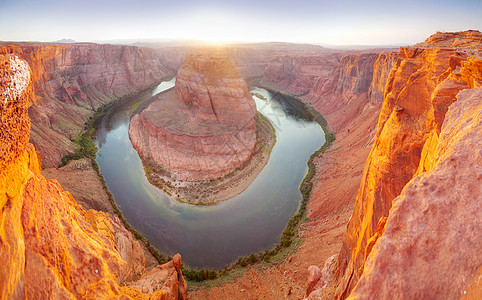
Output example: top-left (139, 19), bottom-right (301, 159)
top-left (0, 54), bottom-right (187, 299)
top-left (307, 52), bottom-right (397, 122)
top-left (333, 30), bottom-right (482, 299)
top-left (0, 43), bottom-right (171, 167)
top-left (348, 85), bottom-right (482, 299)
top-left (262, 51), bottom-right (343, 95)
top-left (129, 51), bottom-right (257, 181)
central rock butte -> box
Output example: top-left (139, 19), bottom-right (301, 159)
top-left (129, 51), bottom-right (257, 182)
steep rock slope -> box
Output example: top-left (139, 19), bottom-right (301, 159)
top-left (348, 86), bottom-right (482, 299)
top-left (0, 54), bottom-right (186, 299)
top-left (333, 30), bottom-right (482, 299)
top-left (0, 43), bottom-right (170, 167)
top-left (129, 51), bottom-right (257, 181)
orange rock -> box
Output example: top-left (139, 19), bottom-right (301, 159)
top-left (109, 215), bottom-right (147, 283)
top-left (127, 253), bottom-right (187, 299)
top-left (348, 86), bottom-right (482, 299)
top-left (305, 265), bottom-right (322, 297)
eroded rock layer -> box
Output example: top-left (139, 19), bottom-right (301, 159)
top-left (0, 54), bottom-right (187, 299)
top-left (334, 30), bottom-right (482, 299)
top-left (129, 51), bottom-right (257, 181)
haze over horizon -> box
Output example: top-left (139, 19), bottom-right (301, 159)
top-left (1, 0), bottom-right (481, 46)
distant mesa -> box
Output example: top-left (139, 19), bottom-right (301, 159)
top-left (51, 38), bottom-right (77, 44)
top-left (129, 51), bottom-right (258, 183)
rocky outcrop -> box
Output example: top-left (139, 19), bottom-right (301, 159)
top-left (0, 43), bottom-right (170, 167)
top-left (127, 254), bottom-right (187, 298)
top-left (0, 54), bottom-right (187, 299)
top-left (129, 51), bottom-right (257, 181)
top-left (333, 30), bottom-right (482, 299)
top-left (42, 158), bottom-right (114, 212)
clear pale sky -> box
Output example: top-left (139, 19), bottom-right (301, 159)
top-left (0, 0), bottom-right (481, 45)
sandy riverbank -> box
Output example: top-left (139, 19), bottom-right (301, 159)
top-left (141, 112), bottom-right (276, 205)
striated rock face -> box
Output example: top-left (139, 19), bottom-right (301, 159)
top-left (348, 86), bottom-right (482, 299)
top-left (0, 54), bottom-right (187, 299)
top-left (307, 52), bottom-right (397, 119)
top-left (129, 51), bottom-right (257, 181)
top-left (0, 43), bottom-right (170, 167)
top-left (262, 51), bottom-right (342, 95)
top-left (334, 30), bottom-right (482, 298)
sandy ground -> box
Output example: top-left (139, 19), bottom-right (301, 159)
top-left (145, 113), bottom-right (276, 205)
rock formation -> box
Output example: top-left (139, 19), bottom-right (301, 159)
top-left (129, 51), bottom-right (257, 181)
top-left (0, 43), bottom-right (171, 167)
top-left (330, 30), bottom-right (482, 299)
top-left (0, 54), bottom-right (187, 299)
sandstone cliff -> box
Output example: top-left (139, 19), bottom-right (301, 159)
top-left (129, 51), bottom-right (257, 181)
top-left (332, 30), bottom-right (482, 299)
top-left (307, 52), bottom-right (397, 119)
top-left (0, 43), bottom-right (170, 167)
top-left (348, 85), bottom-right (482, 299)
top-left (0, 54), bottom-right (187, 299)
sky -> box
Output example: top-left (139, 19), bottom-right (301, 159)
top-left (0, 0), bottom-right (481, 46)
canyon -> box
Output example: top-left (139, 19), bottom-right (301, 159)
top-left (1, 30), bottom-right (481, 300)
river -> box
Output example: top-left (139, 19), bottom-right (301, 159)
top-left (94, 78), bottom-right (325, 268)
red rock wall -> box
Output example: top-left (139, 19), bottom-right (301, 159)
top-left (0, 42), bottom-right (170, 167)
top-left (334, 30), bottom-right (482, 299)
top-left (307, 52), bottom-right (397, 118)
top-left (0, 54), bottom-right (125, 298)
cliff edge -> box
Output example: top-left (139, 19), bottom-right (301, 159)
top-left (330, 30), bottom-right (482, 299)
